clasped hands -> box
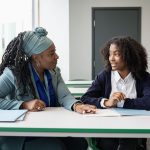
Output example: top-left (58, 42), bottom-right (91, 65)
top-left (21, 99), bottom-right (97, 114)
top-left (104, 92), bottom-right (126, 108)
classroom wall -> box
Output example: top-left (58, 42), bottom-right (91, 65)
top-left (69, 0), bottom-right (150, 80)
top-left (39, 0), bottom-right (150, 81)
top-left (39, 0), bottom-right (69, 81)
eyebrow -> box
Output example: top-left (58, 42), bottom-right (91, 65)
top-left (109, 50), bottom-right (120, 53)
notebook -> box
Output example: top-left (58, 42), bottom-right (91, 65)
top-left (85, 108), bottom-right (150, 117)
top-left (0, 109), bottom-right (28, 122)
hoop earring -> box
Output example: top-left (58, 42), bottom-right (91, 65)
top-left (36, 62), bottom-right (40, 68)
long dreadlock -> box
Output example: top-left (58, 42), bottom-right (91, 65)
top-left (0, 32), bottom-right (36, 97)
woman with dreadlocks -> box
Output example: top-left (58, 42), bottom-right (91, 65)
top-left (81, 36), bottom-right (150, 150)
top-left (0, 27), bottom-right (96, 150)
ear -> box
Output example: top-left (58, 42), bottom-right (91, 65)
top-left (31, 54), bottom-right (37, 61)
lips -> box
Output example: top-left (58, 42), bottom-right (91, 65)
top-left (111, 64), bottom-right (117, 67)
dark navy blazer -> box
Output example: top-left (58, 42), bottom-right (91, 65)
top-left (81, 70), bottom-right (150, 110)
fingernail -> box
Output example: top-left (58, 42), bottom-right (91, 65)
top-left (82, 110), bottom-right (85, 114)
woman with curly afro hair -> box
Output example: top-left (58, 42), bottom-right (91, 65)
top-left (81, 36), bottom-right (150, 150)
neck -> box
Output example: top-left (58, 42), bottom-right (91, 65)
top-left (118, 69), bottom-right (130, 79)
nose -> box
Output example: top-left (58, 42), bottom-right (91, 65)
top-left (109, 54), bottom-right (115, 61)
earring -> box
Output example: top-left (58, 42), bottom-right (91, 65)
top-left (36, 62), bottom-right (40, 68)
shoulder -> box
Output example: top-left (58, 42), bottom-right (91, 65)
top-left (142, 72), bottom-right (150, 82)
top-left (91, 69), bottom-right (111, 87)
top-left (2, 67), bottom-right (14, 80)
top-left (49, 67), bottom-right (62, 81)
top-left (1, 67), bottom-right (15, 83)
top-left (96, 69), bottom-right (111, 80)
top-left (136, 72), bottom-right (150, 86)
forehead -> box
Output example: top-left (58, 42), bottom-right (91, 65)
top-left (109, 43), bottom-right (120, 52)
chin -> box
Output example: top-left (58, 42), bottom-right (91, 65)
top-left (49, 65), bottom-right (56, 70)
top-left (111, 67), bottom-right (117, 71)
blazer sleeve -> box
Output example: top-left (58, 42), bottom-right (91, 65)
top-left (0, 68), bottom-right (24, 110)
top-left (123, 73), bottom-right (150, 110)
top-left (81, 70), bottom-right (109, 108)
top-left (55, 68), bottom-right (80, 110)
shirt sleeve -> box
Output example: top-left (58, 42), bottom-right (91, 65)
top-left (55, 68), bottom-right (80, 110)
top-left (117, 100), bottom-right (124, 108)
top-left (100, 98), bottom-right (107, 108)
top-left (0, 68), bottom-right (24, 110)
top-left (81, 70), bottom-right (110, 108)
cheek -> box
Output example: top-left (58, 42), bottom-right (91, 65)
top-left (40, 58), bottom-right (51, 66)
top-left (116, 56), bottom-right (122, 62)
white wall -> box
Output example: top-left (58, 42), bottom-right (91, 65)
top-left (69, 0), bottom-right (150, 80)
top-left (39, 0), bottom-right (69, 81)
top-left (39, 0), bottom-right (150, 81)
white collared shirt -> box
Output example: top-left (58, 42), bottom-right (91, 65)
top-left (101, 71), bottom-right (137, 108)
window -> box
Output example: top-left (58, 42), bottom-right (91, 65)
top-left (0, 0), bottom-right (32, 61)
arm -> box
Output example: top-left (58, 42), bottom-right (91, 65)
top-left (56, 68), bottom-right (80, 110)
top-left (55, 68), bottom-right (96, 113)
top-left (81, 70), bottom-right (111, 108)
top-left (123, 74), bottom-right (150, 110)
top-left (0, 68), bottom-right (24, 109)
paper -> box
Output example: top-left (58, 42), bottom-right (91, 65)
top-left (85, 108), bottom-right (150, 117)
top-left (0, 109), bottom-right (28, 122)
top-left (17, 114), bottom-right (26, 121)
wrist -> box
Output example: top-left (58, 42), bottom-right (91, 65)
top-left (20, 102), bottom-right (26, 109)
top-left (104, 99), bottom-right (112, 108)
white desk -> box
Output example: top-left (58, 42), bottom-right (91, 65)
top-left (0, 107), bottom-right (150, 138)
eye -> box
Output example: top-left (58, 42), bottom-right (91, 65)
top-left (115, 52), bottom-right (120, 56)
top-left (48, 53), bottom-right (54, 56)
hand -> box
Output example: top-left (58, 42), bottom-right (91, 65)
top-left (104, 98), bottom-right (118, 108)
top-left (110, 92), bottom-right (126, 101)
top-left (74, 103), bottom-right (97, 114)
top-left (21, 99), bottom-right (46, 112)
top-left (104, 92), bottom-right (126, 108)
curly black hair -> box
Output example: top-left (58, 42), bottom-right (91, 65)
top-left (101, 36), bottom-right (148, 80)
top-left (0, 32), bottom-right (36, 97)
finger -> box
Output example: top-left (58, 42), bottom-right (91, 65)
top-left (36, 105), bottom-right (45, 111)
top-left (31, 107), bottom-right (38, 112)
top-left (86, 108), bottom-right (97, 114)
top-left (112, 94), bottom-right (123, 101)
top-left (82, 107), bottom-right (97, 114)
top-left (86, 104), bottom-right (97, 109)
top-left (36, 100), bottom-right (46, 110)
top-left (82, 110), bottom-right (85, 114)
top-left (114, 92), bottom-right (126, 99)
top-left (38, 100), bottom-right (46, 107)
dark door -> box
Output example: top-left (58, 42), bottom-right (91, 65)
top-left (92, 7), bottom-right (141, 79)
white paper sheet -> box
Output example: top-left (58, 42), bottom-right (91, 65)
top-left (0, 109), bottom-right (28, 122)
top-left (85, 108), bottom-right (150, 117)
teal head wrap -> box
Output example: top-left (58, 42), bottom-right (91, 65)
top-left (22, 27), bottom-right (53, 57)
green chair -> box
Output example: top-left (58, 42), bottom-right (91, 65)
top-left (88, 138), bottom-right (99, 150)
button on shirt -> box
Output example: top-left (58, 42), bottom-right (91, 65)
top-left (101, 71), bottom-right (137, 108)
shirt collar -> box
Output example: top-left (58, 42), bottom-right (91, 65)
top-left (112, 71), bottom-right (133, 83)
